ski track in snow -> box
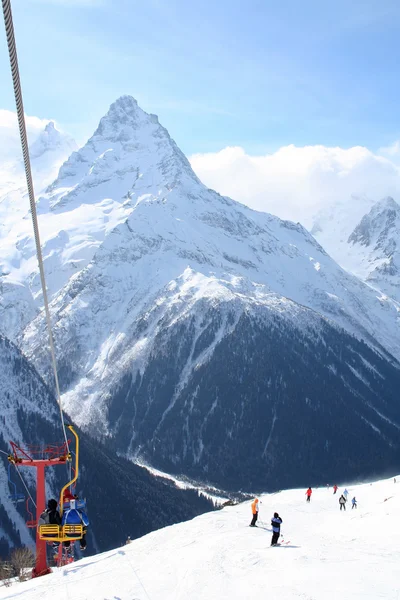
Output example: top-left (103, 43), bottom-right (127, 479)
top-left (1, 475), bottom-right (399, 600)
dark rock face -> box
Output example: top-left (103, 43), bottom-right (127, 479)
top-left (103, 305), bottom-right (400, 492)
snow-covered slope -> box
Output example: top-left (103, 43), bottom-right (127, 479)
top-left (2, 475), bottom-right (399, 600)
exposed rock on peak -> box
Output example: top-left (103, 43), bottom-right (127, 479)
top-left (348, 197), bottom-right (400, 249)
top-left (50, 95), bottom-right (197, 202)
top-left (344, 197), bottom-right (400, 300)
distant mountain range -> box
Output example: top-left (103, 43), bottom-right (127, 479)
top-left (1, 96), bottom-right (400, 496)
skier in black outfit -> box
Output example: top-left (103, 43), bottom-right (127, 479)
top-left (271, 512), bottom-right (283, 546)
top-left (339, 494), bottom-right (347, 511)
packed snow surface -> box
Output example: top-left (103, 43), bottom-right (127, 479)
top-left (1, 475), bottom-right (399, 599)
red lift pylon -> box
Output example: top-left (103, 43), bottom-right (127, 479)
top-left (8, 430), bottom-right (74, 577)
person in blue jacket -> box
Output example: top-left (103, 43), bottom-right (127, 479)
top-left (271, 512), bottom-right (283, 546)
top-left (62, 498), bottom-right (89, 551)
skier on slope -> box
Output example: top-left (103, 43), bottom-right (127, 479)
top-left (333, 484), bottom-right (338, 494)
top-left (305, 487), bottom-right (312, 502)
top-left (351, 497), bottom-right (357, 509)
top-left (339, 494), bottom-right (347, 511)
top-left (343, 488), bottom-right (349, 500)
top-left (271, 512), bottom-right (282, 546)
top-left (250, 498), bottom-right (259, 527)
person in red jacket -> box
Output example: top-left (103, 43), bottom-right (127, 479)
top-left (306, 487), bottom-right (312, 502)
top-left (250, 498), bottom-right (259, 527)
top-left (333, 484), bottom-right (338, 495)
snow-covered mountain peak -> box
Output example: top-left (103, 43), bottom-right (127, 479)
top-left (29, 121), bottom-right (77, 161)
top-left (310, 194), bottom-right (400, 298)
top-left (1, 98), bottom-right (207, 336)
top-left (94, 95), bottom-right (152, 138)
top-left (3, 100), bottom-right (400, 490)
top-left (334, 196), bottom-right (400, 301)
top-left (348, 196), bottom-right (400, 249)
top-left (370, 195), bottom-right (399, 214)
top-left (48, 96), bottom-right (198, 207)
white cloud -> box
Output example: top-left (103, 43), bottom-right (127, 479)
top-left (379, 140), bottom-right (400, 157)
top-left (190, 144), bottom-right (400, 228)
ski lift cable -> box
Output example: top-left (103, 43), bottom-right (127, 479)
top-left (1, 0), bottom-right (70, 455)
top-left (14, 464), bottom-right (37, 508)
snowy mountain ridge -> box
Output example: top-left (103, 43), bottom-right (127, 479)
top-left (13, 96), bottom-right (400, 489)
top-left (22, 98), bottom-right (400, 382)
top-left (347, 197), bottom-right (400, 300)
top-left (2, 96), bottom-right (400, 489)
top-left (0, 97), bottom-right (200, 340)
top-left (348, 196), bottom-right (400, 248)
top-left (46, 95), bottom-right (198, 210)
top-left (2, 96), bottom-right (400, 358)
top-left (313, 195), bottom-right (400, 303)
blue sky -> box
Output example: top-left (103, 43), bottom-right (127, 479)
top-left (1, 0), bottom-right (400, 154)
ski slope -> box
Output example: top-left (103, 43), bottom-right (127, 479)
top-left (1, 476), bottom-right (399, 600)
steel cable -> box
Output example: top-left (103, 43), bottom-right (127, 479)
top-left (1, 0), bottom-right (70, 454)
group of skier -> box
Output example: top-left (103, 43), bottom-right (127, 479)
top-left (339, 493), bottom-right (357, 510)
top-left (249, 497), bottom-right (282, 546)
top-left (305, 485), bottom-right (357, 511)
top-left (250, 484), bottom-right (358, 545)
